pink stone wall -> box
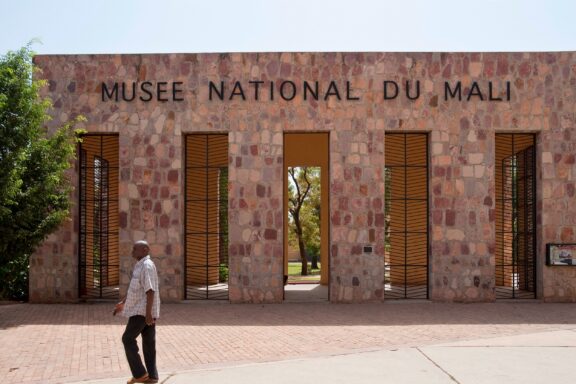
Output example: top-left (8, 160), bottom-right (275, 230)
top-left (30, 52), bottom-right (576, 303)
top-left (540, 125), bottom-right (576, 301)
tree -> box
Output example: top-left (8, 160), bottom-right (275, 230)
top-left (0, 45), bottom-right (83, 300)
top-left (288, 167), bottom-right (321, 276)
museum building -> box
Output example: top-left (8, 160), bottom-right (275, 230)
top-left (29, 52), bottom-right (576, 303)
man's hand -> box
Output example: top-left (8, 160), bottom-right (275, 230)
top-left (113, 302), bottom-right (124, 316)
top-left (145, 289), bottom-right (155, 325)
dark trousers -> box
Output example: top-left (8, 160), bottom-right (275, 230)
top-left (122, 315), bottom-right (158, 379)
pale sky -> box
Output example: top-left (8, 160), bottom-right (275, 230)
top-left (0, 0), bottom-right (575, 54)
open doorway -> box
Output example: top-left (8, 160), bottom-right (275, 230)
top-left (286, 166), bottom-right (323, 289)
top-left (284, 133), bottom-right (329, 302)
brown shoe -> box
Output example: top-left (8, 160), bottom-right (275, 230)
top-left (144, 378), bottom-right (159, 383)
top-left (127, 374), bottom-right (149, 384)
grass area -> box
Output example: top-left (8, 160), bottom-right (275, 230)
top-left (287, 261), bottom-right (321, 276)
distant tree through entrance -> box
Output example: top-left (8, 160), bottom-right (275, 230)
top-left (287, 167), bottom-right (321, 277)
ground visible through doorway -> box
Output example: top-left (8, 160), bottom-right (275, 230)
top-left (284, 284), bottom-right (328, 302)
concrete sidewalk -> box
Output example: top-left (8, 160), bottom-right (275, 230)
top-left (76, 329), bottom-right (576, 384)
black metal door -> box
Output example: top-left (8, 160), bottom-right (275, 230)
top-left (185, 134), bottom-right (229, 299)
top-left (495, 134), bottom-right (536, 299)
top-left (384, 133), bottom-right (429, 299)
top-left (79, 135), bottom-right (119, 299)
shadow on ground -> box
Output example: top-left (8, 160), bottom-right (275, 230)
top-left (1, 301), bottom-right (575, 330)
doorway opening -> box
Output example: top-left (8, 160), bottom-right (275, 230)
top-left (78, 134), bottom-right (119, 300)
top-left (284, 133), bottom-right (329, 302)
top-left (495, 133), bottom-right (537, 299)
top-left (384, 133), bottom-right (429, 299)
top-left (287, 167), bottom-right (322, 284)
top-left (184, 134), bottom-right (229, 300)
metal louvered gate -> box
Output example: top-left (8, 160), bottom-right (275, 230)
top-left (185, 134), bottom-right (229, 300)
top-left (79, 135), bottom-right (119, 299)
top-left (495, 134), bottom-right (537, 299)
top-left (384, 133), bottom-right (429, 299)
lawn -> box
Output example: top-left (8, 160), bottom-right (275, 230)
top-left (287, 261), bottom-right (321, 276)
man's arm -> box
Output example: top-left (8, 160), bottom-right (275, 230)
top-left (145, 289), bottom-right (155, 325)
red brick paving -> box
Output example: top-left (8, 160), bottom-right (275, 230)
top-left (1, 302), bottom-right (575, 383)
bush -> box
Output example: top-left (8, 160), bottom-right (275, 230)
top-left (219, 264), bottom-right (229, 283)
top-left (0, 254), bottom-right (29, 301)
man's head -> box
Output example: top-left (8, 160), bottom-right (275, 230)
top-left (132, 240), bottom-right (150, 260)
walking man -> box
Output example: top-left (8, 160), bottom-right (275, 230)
top-left (113, 240), bottom-right (160, 384)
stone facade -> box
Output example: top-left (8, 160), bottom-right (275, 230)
top-left (30, 52), bottom-right (576, 303)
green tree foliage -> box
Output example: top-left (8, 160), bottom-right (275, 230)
top-left (288, 167), bottom-right (321, 275)
top-left (0, 45), bottom-right (83, 300)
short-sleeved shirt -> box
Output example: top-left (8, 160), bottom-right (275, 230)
top-left (122, 255), bottom-right (160, 319)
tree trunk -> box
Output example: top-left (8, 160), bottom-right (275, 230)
top-left (311, 254), bottom-right (318, 270)
top-left (294, 216), bottom-right (308, 276)
top-left (298, 238), bottom-right (308, 276)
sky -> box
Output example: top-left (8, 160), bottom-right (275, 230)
top-left (0, 0), bottom-right (575, 55)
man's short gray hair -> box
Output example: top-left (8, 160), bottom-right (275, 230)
top-left (134, 240), bottom-right (150, 248)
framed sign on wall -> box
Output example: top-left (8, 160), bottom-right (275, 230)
top-left (546, 244), bottom-right (576, 266)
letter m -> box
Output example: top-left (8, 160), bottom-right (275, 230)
top-left (444, 81), bottom-right (462, 101)
top-left (102, 82), bottom-right (119, 102)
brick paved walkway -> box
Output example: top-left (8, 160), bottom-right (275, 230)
top-left (1, 302), bottom-right (575, 384)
